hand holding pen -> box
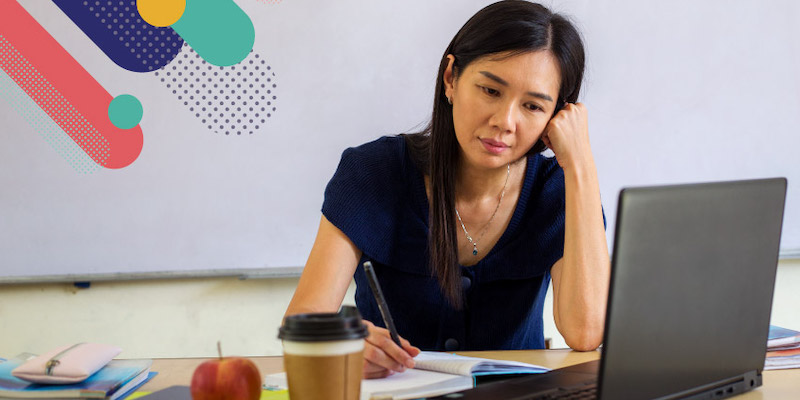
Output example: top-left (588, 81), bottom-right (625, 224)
top-left (362, 261), bottom-right (421, 379)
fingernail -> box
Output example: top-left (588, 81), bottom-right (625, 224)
top-left (406, 359), bottom-right (415, 369)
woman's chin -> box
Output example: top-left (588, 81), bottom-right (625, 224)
top-left (466, 154), bottom-right (513, 170)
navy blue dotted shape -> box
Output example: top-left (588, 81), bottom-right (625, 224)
top-left (52, 0), bottom-right (184, 72)
top-left (155, 43), bottom-right (277, 136)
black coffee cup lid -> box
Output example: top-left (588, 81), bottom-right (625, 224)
top-left (279, 306), bottom-right (368, 342)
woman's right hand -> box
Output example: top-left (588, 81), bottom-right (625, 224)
top-left (362, 320), bottom-right (421, 379)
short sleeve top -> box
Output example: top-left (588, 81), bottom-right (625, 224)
top-left (322, 135), bottom-right (566, 351)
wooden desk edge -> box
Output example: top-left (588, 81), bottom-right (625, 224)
top-left (143, 350), bottom-right (796, 399)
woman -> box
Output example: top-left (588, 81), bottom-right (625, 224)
top-left (285, 0), bottom-right (609, 379)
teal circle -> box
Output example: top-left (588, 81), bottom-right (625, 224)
top-left (108, 94), bottom-right (143, 129)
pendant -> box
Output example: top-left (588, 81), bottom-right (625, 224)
top-left (472, 244), bottom-right (478, 256)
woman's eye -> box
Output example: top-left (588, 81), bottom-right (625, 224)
top-left (525, 103), bottom-right (542, 112)
top-left (481, 86), bottom-right (499, 96)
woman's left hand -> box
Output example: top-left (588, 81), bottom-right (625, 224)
top-left (543, 102), bottom-right (610, 351)
top-left (540, 102), bottom-right (594, 173)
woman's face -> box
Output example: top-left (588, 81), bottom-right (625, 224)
top-left (444, 50), bottom-right (561, 170)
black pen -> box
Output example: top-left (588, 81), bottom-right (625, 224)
top-left (363, 261), bottom-right (402, 347)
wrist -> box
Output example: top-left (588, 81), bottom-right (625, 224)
top-left (562, 156), bottom-right (597, 184)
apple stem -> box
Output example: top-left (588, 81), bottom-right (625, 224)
top-left (217, 341), bottom-right (222, 360)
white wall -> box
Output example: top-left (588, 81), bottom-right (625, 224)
top-left (1, 260), bottom-right (798, 358)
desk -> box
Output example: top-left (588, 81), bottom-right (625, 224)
top-left (142, 350), bottom-right (798, 399)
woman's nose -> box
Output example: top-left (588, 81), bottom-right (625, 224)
top-left (488, 100), bottom-right (517, 134)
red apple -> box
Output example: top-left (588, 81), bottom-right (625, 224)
top-left (190, 343), bottom-right (261, 400)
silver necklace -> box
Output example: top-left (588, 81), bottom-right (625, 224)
top-left (455, 163), bottom-right (510, 256)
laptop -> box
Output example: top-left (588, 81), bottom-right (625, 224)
top-left (431, 178), bottom-right (787, 400)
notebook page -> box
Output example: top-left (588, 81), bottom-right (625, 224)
top-left (413, 351), bottom-right (549, 376)
top-left (362, 369), bottom-right (470, 400)
top-left (412, 352), bottom-right (488, 376)
top-left (264, 370), bottom-right (470, 400)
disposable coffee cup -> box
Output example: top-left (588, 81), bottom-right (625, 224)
top-left (278, 306), bottom-right (369, 400)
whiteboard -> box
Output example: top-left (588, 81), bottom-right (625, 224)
top-left (1, 0), bottom-right (798, 282)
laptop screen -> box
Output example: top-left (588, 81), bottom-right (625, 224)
top-left (599, 178), bottom-right (786, 399)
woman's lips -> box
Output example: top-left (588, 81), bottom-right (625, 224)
top-left (480, 138), bottom-right (509, 154)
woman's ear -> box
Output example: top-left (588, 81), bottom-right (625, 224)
top-left (442, 54), bottom-right (456, 101)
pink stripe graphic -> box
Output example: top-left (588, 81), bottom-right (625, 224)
top-left (0, 1), bottom-right (143, 169)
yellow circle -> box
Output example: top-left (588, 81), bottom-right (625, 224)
top-left (137, 0), bottom-right (186, 27)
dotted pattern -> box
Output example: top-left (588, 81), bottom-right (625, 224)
top-left (154, 43), bottom-right (277, 136)
top-left (0, 70), bottom-right (100, 174)
top-left (82, 0), bottom-right (183, 72)
top-left (0, 35), bottom-right (110, 168)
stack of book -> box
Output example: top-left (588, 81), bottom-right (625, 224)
top-left (0, 353), bottom-right (153, 399)
top-left (765, 325), bottom-right (800, 371)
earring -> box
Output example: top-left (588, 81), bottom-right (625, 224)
top-left (447, 96), bottom-right (452, 105)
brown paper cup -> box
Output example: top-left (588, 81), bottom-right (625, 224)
top-left (278, 306), bottom-right (368, 400)
top-left (282, 339), bottom-right (364, 400)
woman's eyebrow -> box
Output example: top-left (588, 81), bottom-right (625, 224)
top-left (478, 71), bottom-right (554, 102)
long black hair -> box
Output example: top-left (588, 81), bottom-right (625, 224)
top-left (405, 0), bottom-right (585, 307)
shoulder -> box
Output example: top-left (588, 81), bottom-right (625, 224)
top-left (527, 153), bottom-right (565, 200)
top-left (338, 135), bottom-right (406, 169)
top-left (530, 152), bottom-right (563, 179)
top-left (326, 135), bottom-right (409, 197)
top-left (322, 135), bottom-right (425, 266)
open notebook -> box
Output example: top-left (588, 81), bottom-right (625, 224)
top-left (264, 351), bottom-right (549, 400)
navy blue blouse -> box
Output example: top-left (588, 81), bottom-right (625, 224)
top-left (322, 135), bottom-right (566, 351)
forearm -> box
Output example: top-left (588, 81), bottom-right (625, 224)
top-left (284, 215), bottom-right (362, 320)
top-left (554, 161), bottom-right (610, 350)
top-left (284, 267), bottom-right (350, 318)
